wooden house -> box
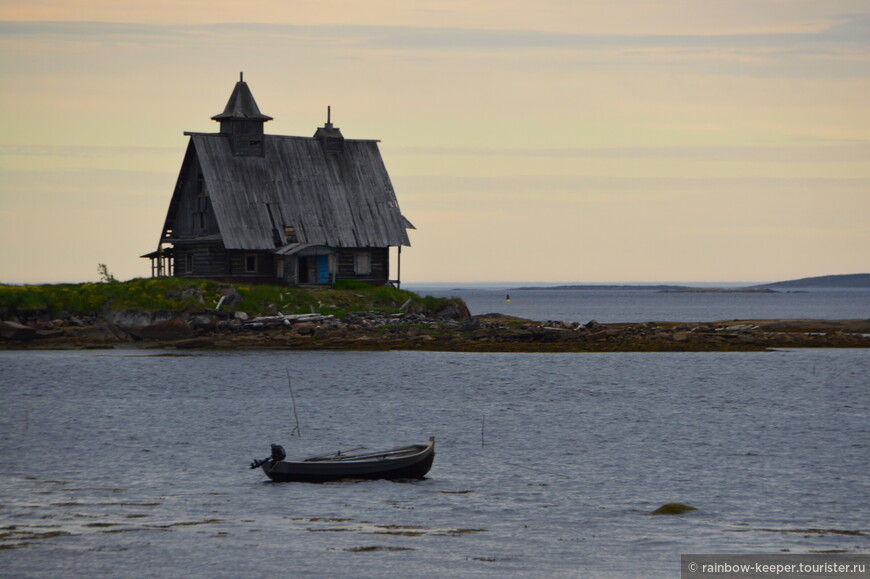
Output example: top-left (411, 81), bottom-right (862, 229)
top-left (143, 74), bottom-right (413, 286)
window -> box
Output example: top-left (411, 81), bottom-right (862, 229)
top-left (184, 254), bottom-right (193, 273)
top-left (245, 254), bottom-right (259, 273)
top-left (195, 192), bottom-right (208, 230)
top-left (354, 252), bottom-right (372, 275)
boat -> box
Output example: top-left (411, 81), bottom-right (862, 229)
top-left (250, 437), bottom-right (435, 482)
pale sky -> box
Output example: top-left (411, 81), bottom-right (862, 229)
top-left (1, 0), bottom-right (868, 283)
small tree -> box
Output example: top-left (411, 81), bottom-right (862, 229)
top-left (97, 263), bottom-right (117, 283)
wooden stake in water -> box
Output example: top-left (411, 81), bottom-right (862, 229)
top-left (287, 370), bottom-right (301, 438)
top-left (481, 415), bottom-right (485, 448)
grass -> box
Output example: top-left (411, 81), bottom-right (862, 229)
top-left (0, 278), bottom-right (464, 319)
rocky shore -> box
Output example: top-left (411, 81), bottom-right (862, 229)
top-left (2, 306), bottom-right (868, 352)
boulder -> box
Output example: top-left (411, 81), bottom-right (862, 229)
top-left (107, 310), bottom-right (156, 333)
top-left (189, 313), bottom-right (219, 331)
top-left (35, 329), bottom-right (66, 339)
top-left (137, 316), bottom-right (194, 340)
top-left (651, 503), bottom-right (698, 515)
top-left (216, 286), bottom-right (243, 309)
top-left (181, 286), bottom-right (205, 303)
top-left (107, 310), bottom-right (194, 340)
top-left (293, 322), bottom-right (317, 336)
top-left (0, 320), bottom-right (36, 341)
top-left (67, 321), bottom-right (127, 342)
top-left (434, 301), bottom-right (472, 320)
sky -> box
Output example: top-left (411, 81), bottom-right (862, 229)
top-left (1, 0), bottom-right (868, 284)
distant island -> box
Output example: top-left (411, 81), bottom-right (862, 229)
top-left (749, 273), bottom-right (870, 290)
top-left (513, 273), bottom-right (870, 292)
top-left (511, 284), bottom-right (693, 291)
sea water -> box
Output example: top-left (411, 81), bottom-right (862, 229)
top-left (406, 285), bottom-right (870, 323)
top-left (1, 347), bottom-right (868, 578)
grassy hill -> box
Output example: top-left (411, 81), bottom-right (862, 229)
top-left (0, 278), bottom-right (464, 319)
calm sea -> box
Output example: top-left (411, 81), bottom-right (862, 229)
top-left (1, 345), bottom-right (868, 577)
top-left (406, 285), bottom-right (870, 323)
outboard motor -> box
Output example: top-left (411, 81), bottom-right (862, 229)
top-left (270, 444), bottom-right (286, 462)
top-left (250, 444), bottom-right (287, 469)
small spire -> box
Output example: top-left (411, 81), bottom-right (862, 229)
top-left (313, 105), bottom-right (344, 145)
top-left (240, 71), bottom-right (244, 82)
top-left (211, 74), bottom-right (272, 122)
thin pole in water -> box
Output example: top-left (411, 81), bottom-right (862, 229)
top-left (481, 415), bottom-right (485, 448)
top-left (287, 369), bottom-right (301, 438)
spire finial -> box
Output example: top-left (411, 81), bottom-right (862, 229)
top-left (240, 71), bottom-right (244, 82)
top-left (327, 105), bottom-right (331, 124)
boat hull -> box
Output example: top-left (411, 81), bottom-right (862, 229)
top-left (260, 439), bottom-right (435, 483)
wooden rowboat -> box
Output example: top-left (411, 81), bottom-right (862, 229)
top-left (251, 437), bottom-right (435, 482)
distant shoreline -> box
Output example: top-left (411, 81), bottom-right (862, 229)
top-left (510, 285), bottom-right (780, 293)
top-left (510, 273), bottom-right (870, 292)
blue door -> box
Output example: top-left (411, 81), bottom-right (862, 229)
top-left (316, 255), bottom-right (330, 283)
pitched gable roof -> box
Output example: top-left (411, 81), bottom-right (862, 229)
top-left (184, 132), bottom-right (412, 250)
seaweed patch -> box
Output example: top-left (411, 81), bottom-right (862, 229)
top-left (341, 546), bottom-right (415, 552)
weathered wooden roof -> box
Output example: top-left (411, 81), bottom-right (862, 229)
top-left (184, 132), bottom-right (413, 250)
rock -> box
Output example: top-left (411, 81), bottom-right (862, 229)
top-left (107, 310), bottom-right (194, 340)
top-left (175, 337), bottom-right (216, 349)
top-left (293, 322), bottom-right (317, 335)
top-left (137, 316), bottom-right (194, 340)
top-left (64, 321), bottom-right (126, 343)
top-left (651, 503), bottom-right (698, 515)
top-left (471, 328), bottom-right (495, 340)
top-left (0, 320), bottom-right (37, 341)
top-left (587, 328), bottom-right (624, 340)
top-left (16, 309), bottom-right (51, 324)
top-left (216, 286), bottom-right (243, 309)
top-left (585, 320), bottom-right (600, 330)
top-left (545, 320), bottom-right (577, 330)
top-left (35, 329), bottom-right (66, 339)
top-left (188, 313), bottom-right (219, 331)
top-left (181, 286), bottom-right (205, 303)
top-left (434, 301), bottom-right (472, 320)
top-left (218, 318), bottom-right (243, 330)
top-left (234, 311), bottom-right (249, 321)
top-left (555, 329), bottom-right (580, 341)
top-left (316, 328), bottom-right (348, 340)
top-left (107, 310), bottom-right (155, 333)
